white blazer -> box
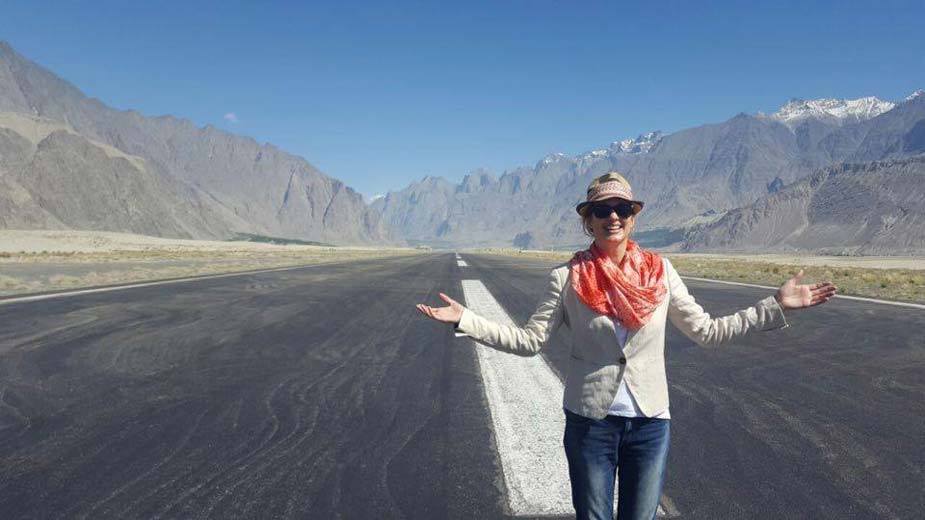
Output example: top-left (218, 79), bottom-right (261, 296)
top-left (456, 258), bottom-right (789, 419)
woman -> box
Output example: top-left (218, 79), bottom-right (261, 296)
top-left (416, 172), bottom-right (837, 520)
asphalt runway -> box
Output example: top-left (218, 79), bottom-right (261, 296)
top-left (0, 253), bottom-right (922, 519)
top-left (466, 253), bottom-right (925, 520)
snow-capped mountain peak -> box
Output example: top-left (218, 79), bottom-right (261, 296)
top-left (609, 131), bottom-right (664, 154)
top-left (771, 96), bottom-right (896, 127)
top-left (905, 89), bottom-right (924, 102)
top-left (540, 152), bottom-right (567, 165)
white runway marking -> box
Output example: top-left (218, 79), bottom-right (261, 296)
top-left (682, 276), bottom-right (925, 310)
top-left (0, 263), bottom-right (323, 306)
top-left (457, 260), bottom-right (468, 267)
top-left (459, 279), bottom-right (572, 517)
top-left (459, 279), bottom-right (668, 517)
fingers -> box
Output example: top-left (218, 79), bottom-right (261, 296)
top-left (418, 304), bottom-right (441, 320)
top-left (792, 269), bottom-right (805, 283)
top-left (419, 293), bottom-right (463, 323)
top-left (807, 294), bottom-right (834, 307)
top-left (809, 282), bottom-right (838, 296)
top-left (416, 303), bottom-right (434, 319)
top-left (416, 302), bottom-right (456, 323)
top-left (810, 282), bottom-right (838, 296)
top-left (808, 286), bottom-right (837, 306)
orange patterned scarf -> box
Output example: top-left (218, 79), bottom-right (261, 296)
top-left (569, 240), bottom-right (667, 330)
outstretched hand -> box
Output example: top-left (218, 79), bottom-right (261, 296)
top-left (416, 292), bottom-right (464, 324)
top-left (775, 269), bottom-right (837, 310)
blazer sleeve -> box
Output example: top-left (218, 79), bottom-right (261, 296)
top-left (454, 267), bottom-right (568, 357)
top-left (664, 258), bottom-right (789, 348)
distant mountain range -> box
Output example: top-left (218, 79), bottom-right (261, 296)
top-left (1, 41), bottom-right (922, 253)
top-left (373, 90), bottom-right (925, 252)
top-left (0, 42), bottom-right (390, 245)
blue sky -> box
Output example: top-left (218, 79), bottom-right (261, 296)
top-left (2, 1), bottom-right (924, 199)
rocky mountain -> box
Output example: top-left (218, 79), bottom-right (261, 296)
top-left (374, 92), bottom-right (925, 250)
top-left (610, 131), bottom-right (664, 154)
top-left (0, 42), bottom-right (390, 245)
top-left (680, 156), bottom-right (925, 254)
top-left (4, 40), bottom-right (921, 253)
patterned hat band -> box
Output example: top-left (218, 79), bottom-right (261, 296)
top-left (588, 181), bottom-right (634, 202)
top-left (576, 181), bottom-right (645, 214)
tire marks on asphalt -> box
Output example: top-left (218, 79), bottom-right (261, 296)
top-left (0, 255), bottom-right (507, 519)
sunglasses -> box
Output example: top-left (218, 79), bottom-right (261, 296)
top-left (589, 201), bottom-right (636, 219)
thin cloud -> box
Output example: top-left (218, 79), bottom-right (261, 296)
top-left (223, 112), bottom-right (239, 124)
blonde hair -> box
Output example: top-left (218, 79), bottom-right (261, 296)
top-left (580, 171), bottom-right (635, 237)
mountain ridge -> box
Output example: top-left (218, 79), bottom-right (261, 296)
top-left (680, 155), bottom-right (925, 254)
top-left (374, 91), bottom-right (925, 251)
top-left (0, 41), bottom-right (391, 245)
top-left (3, 41), bottom-right (923, 253)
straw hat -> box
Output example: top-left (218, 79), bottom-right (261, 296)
top-left (575, 172), bottom-right (644, 215)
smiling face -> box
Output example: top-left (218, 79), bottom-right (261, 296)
top-left (587, 198), bottom-right (637, 245)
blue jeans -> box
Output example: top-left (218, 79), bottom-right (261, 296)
top-left (563, 408), bottom-right (670, 520)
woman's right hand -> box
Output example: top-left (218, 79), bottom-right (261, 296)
top-left (416, 292), bottom-right (464, 325)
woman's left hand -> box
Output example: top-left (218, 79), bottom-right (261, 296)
top-left (775, 269), bottom-right (837, 310)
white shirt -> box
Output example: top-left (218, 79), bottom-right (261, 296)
top-left (607, 321), bottom-right (671, 419)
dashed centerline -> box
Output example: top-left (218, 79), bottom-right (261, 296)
top-left (457, 270), bottom-right (670, 518)
top-left (459, 279), bottom-right (573, 517)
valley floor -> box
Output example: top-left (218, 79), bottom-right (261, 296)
top-left (1, 231), bottom-right (921, 304)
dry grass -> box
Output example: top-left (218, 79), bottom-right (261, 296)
top-left (471, 248), bottom-right (925, 304)
top-left (0, 248), bottom-right (403, 263)
top-left (0, 248), bottom-right (419, 297)
top-left (473, 248), bottom-right (574, 262)
top-left (0, 275), bottom-right (36, 292)
top-left (665, 256), bottom-right (925, 304)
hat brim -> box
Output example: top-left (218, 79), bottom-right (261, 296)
top-left (576, 198), bottom-right (644, 215)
